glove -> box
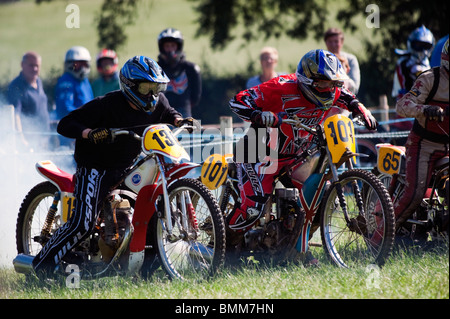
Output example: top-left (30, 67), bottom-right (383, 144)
top-left (175, 117), bottom-right (200, 133)
top-left (423, 105), bottom-right (445, 122)
top-left (251, 111), bottom-right (282, 127)
top-left (176, 117), bottom-right (195, 127)
top-left (351, 102), bottom-right (378, 130)
top-left (88, 128), bottom-right (112, 144)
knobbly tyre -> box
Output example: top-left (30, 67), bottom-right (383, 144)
top-left (374, 143), bottom-right (449, 246)
top-left (13, 123), bottom-right (226, 281)
top-left (203, 107), bottom-right (396, 268)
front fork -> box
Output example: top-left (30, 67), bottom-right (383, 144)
top-left (326, 149), bottom-right (365, 230)
top-left (157, 157), bottom-right (199, 241)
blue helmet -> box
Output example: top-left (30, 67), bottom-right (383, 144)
top-left (407, 25), bottom-right (435, 62)
top-left (296, 49), bottom-right (348, 109)
top-left (119, 56), bottom-right (170, 112)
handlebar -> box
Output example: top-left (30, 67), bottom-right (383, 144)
top-left (109, 123), bottom-right (200, 142)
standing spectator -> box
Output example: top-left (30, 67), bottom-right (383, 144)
top-left (324, 27), bottom-right (361, 94)
top-left (7, 51), bottom-right (50, 151)
top-left (246, 46), bottom-right (281, 89)
top-left (91, 49), bottom-right (120, 97)
top-left (54, 46), bottom-right (94, 147)
top-left (157, 28), bottom-right (202, 118)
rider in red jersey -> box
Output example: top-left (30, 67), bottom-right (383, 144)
top-left (227, 49), bottom-right (378, 240)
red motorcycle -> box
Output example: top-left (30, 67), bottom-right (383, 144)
top-left (374, 143), bottom-right (449, 244)
top-left (13, 124), bottom-right (226, 281)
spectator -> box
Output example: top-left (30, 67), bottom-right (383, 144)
top-left (54, 46), bottom-right (94, 147)
top-left (91, 49), bottom-right (120, 97)
top-left (391, 26), bottom-right (435, 135)
top-left (157, 28), bottom-right (202, 118)
top-left (246, 46), bottom-right (281, 89)
top-left (7, 51), bottom-right (50, 151)
top-left (392, 25), bottom-right (435, 101)
top-left (324, 27), bottom-right (361, 94)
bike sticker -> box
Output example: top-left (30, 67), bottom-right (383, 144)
top-left (142, 124), bottom-right (190, 161)
top-left (62, 193), bottom-right (75, 223)
top-left (201, 154), bottom-right (228, 190)
top-left (377, 146), bottom-right (404, 176)
top-left (323, 114), bottom-right (356, 164)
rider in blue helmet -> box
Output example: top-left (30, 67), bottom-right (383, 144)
top-left (31, 56), bottom-right (194, 277)
top-left (120, 55), bottom-right (170, 113)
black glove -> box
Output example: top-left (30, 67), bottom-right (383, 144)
top-left (176, 117), bottom-right (195, 127)
top-left (175, 117), bottom-right (201, 132)
top-left (251, 111), bottom-right (282, 127)
top-left (88, 128), bottom-right (112, 144)
top-left (423, 105), bottom-right (445, 122)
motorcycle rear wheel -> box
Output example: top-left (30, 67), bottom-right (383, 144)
top-left (16, 181), bottom-right (60, 256)
top-left (320, 169), bottom-right (395, 267)
top-left (154, 178), bottom-right (226, 280)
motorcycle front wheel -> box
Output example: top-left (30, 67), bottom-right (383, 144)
top-left (320, 169), bottom-right (395, 268)
top-left (154, 178), bottom-right (226, 280)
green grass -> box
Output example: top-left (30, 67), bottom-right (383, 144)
top-left (1, 246), bottom-right (448, 299)
top-left (0, 0), bottom-right (370, 84)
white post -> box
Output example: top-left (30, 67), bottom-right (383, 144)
top-left (220, 116), bottom-right (233, 156)
top-left (379, 94), bottom-right (390, 131)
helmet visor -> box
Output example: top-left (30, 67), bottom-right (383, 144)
top-left (411, 41), bottom-right (433, 51)
top-left (137, 82), bottom-right (167, 96)
top-left (312, 80), bottom-right (343, 92)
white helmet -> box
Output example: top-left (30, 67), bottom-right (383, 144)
top-left (64, 46), bottom-right (91, 80)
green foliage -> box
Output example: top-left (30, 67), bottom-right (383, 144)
top-left (191, 0), bottom-right (449, 106)
top-left (95, 0), bottom-right (139, 51)
top-left (190, 0), bottom-right (329, 50)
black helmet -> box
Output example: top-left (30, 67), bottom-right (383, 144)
top-left (158, 28), bottom-right (184, 64)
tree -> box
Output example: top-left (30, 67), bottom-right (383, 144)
top-left (190, 0), bottom-right (449, 105)
top-left (36, 0), bottom-right (139, 51)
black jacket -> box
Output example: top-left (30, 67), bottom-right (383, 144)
top-left (57, 90), bottom-right (181, 169)
top-left (158, 55), bottom-right (202, 112)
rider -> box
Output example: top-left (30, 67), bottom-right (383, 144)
top-left (391, 26), bottom-right (435, 136)
top-left (228, 49), bottom-right (378, 248)
top-left (157, 28), bottom-right (202, 118)
top-left (394, 39), bottom-right (449, 240)
top-left (91, 48), bottom-right (120, 97)
top-left (31, 56), bottom-right (193, 276)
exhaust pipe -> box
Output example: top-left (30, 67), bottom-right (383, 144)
top-left (13, 254), bottom-right (35, 274)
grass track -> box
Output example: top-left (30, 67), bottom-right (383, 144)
top-left (1, 246), bottom-right (448, 299)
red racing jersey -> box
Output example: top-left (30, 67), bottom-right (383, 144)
top-left (230, 73), bottom-right (362, 157)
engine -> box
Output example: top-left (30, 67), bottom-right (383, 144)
top-left (244, 188), bottom-right (302, 257)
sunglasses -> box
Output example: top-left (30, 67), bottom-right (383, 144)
top-left (137, 82), bottom-right (167, 95)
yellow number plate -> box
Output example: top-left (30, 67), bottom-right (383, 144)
top-left (377, 146), bottom-right (404, 176)
top-left (142, 124), bottom-right (190, 161)
top-left (323, 114), bottom-right (356, 164)
top-left (201, 154), bottom-right (228, 190)
top-left (61, 193), bottom-right (75, 223)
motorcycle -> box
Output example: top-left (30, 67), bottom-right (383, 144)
top-left (374, 143), bottom-right (449, 244)
top-left (204, 108), bottom-right (396, 267)
top-left (13, 123), bottom-right (226, 281)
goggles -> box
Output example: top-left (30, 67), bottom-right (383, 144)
top-left (411, 41), bottom-right (433, 52)
top-left (137, 82), bottom-right (167, 96)
top-left (312, 80), bottom-right (343, 92)
top-left (72, 61), bottom-right (90, 71)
